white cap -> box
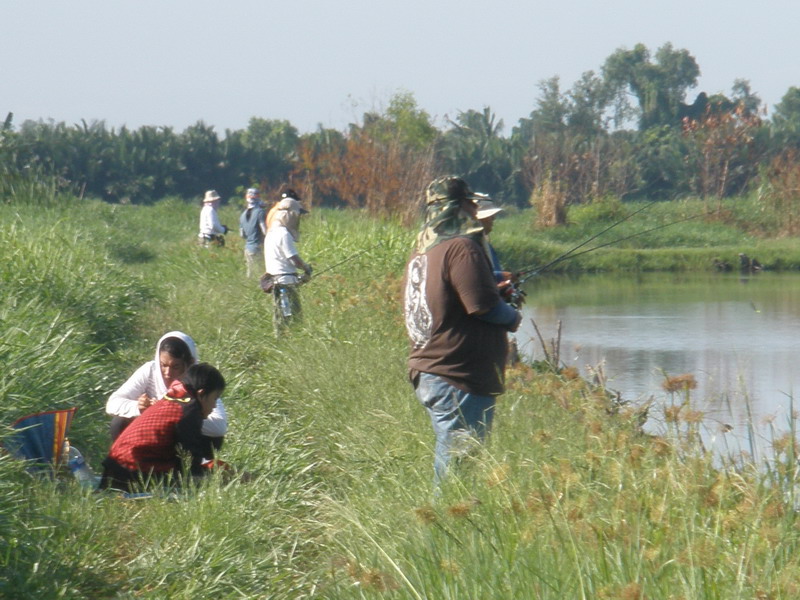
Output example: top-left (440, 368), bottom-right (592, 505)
top-left (476, 199), bottom-right (503, 220)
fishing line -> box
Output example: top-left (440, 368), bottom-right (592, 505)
top-left (305, 240), bottom-right (385, 281)
top-left (539, 211), bottom-right (707, 269)
top-left (517, 200), bottom-right (659, 278)
top-left (518, 209), bottom-right (708, 284)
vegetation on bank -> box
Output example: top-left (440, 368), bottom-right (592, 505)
top-left (496, 194), bottom-right (800, 273)
top-left (3, 187), bottom-right (800, 598)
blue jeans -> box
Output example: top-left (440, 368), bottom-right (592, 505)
top-left (272, 284), bottom-right (302, 334)
top-left (414, 372), bottom-right (495, 484)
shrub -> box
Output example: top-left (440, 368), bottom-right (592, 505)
top-left (757, 150), bottom-right (800, 236)
top-left (569, 194), bottom-right (627, 225)
top-left (530, 176), bottom-right (567, 228)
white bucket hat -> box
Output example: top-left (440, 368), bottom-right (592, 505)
top-left (203, 190), bottom-right (221, 203)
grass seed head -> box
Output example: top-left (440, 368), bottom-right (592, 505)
top-left (662, 373), bottom-right (697, 393)
top-left (664, 405), bottom-right (682, 423)
top-left (414, 505), bottom-right (437, 525)
top-left (628, 444), bottom-right (646, 466)
top-left (653, 436), bottom-right (673, 456)
top-left (561, 365), bottom-right (580, 380)
top-left (487, 463), bottom-right (510, 487)
top-left (446, 498), bottom-right (479, 518)
top-left (360, 568), bottom-right (398, 592)
top-left (681, 409), bottom-right (705, 424)
top-left (771, 432), bottom-right (795, 455)
top-left (439, 559), bottom-right (460, 575)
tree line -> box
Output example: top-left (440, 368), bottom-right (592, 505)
top-left (2, 42), bottom-right (800, 222)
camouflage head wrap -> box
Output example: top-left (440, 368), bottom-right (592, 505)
top-left (415, 176), bottom-right (484, 253)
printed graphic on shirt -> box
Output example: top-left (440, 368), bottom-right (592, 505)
top-left (404, 254), bottom-right (432, 349)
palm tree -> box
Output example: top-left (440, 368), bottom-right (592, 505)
top-left (439, 107), bottom-right (513, 200)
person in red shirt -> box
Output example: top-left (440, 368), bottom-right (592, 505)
top-left (98, 362), bottom-right (226, 492)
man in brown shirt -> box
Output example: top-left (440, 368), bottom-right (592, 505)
top-left (403, 176), bottom-right (521, 484)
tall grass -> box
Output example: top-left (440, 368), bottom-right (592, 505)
top-left (3, 185), bottom-right (800, 598)
top-left (0, 165), bottom-right (69, 207)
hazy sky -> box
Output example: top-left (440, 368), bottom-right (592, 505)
top-left (3, 0), bottom-right (798, 136)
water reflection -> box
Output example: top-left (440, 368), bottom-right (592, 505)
top-left (516, 272), bottom-right (800, 462)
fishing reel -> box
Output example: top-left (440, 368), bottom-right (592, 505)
top-left (499, 278), bottom-right (526, 309)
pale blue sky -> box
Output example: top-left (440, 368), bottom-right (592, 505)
top-left (3, 0), bottom-right (797, 135)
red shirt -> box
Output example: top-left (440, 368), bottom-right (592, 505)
top-left (107, 381), bottom-right (205, 475)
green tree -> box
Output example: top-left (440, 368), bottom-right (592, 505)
top-left (104, 125), bottom-right (181, 203)
top-left (731, 79), bottom-right (762, 116)
top-left (513, 75), bottom-right (637, 205)
top-left (175, 121), bottom-right (224, 199)
top-left (12, 119), bottom-right (115, 199)
top-left (634, 125), bottom-right (689, 198)
top-left (513, 77), bottom-right (568, 147)
top-left (566, 71), bottom-right (611, 139)
top-left (603, 42), bottom-right (700, 130)
top-left (772, 86), bottom-right (800, 149)
top-left (384, 91), bottom-right (438, 150)
top-left (239, 117), bottom-right (299, 187)
top-left (439, 107), bottom-right (513, 199)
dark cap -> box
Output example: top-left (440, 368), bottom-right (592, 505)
top-left (281, 188), bottom-right (301, 201)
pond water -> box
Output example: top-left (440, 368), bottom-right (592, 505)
top-left (516, 272), bottom-right (800, 463)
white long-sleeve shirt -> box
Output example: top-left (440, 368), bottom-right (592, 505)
top-left (199, 204), bottom-right (226, 236)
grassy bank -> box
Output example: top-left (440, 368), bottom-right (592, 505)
top-left (495, 196), bottom-right (800, 273)
top-left (2, 190), bottom-right (800, 598)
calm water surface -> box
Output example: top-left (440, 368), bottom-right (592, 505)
top-left (517, 272), bottom-right (800, 461)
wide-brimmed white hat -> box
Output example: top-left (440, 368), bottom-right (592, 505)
top-left (203, 190), bottom-right (221, 203)
top-left (476, 199), bottom-right (503, 220)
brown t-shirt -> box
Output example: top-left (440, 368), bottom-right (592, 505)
top-left (404, 235), bottom-right (509, 396)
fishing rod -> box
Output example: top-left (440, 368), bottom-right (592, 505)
top-left (304, 240), bottom-right (384, 281)
top-left (537, 211), bottom-right (707, 271)
top-left (502, 209), bottom-right (709, 308)
top-left (517, 200), bottom-right (659, 279)
top-left (308, 246), bottom-right (373, 279)
top-left (516, 210), bottom-right (708, 285)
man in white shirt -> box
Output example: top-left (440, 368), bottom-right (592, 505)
top-left (198, 190), bottom-right (228, 246)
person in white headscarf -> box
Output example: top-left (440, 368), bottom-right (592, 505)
top-left (263, 189), bottom-right (311, 332)
top-left (105, 331), bottom-right (227, 457)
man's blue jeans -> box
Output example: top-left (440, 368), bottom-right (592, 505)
top-left (414, 372), bottom-right (495, 484)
